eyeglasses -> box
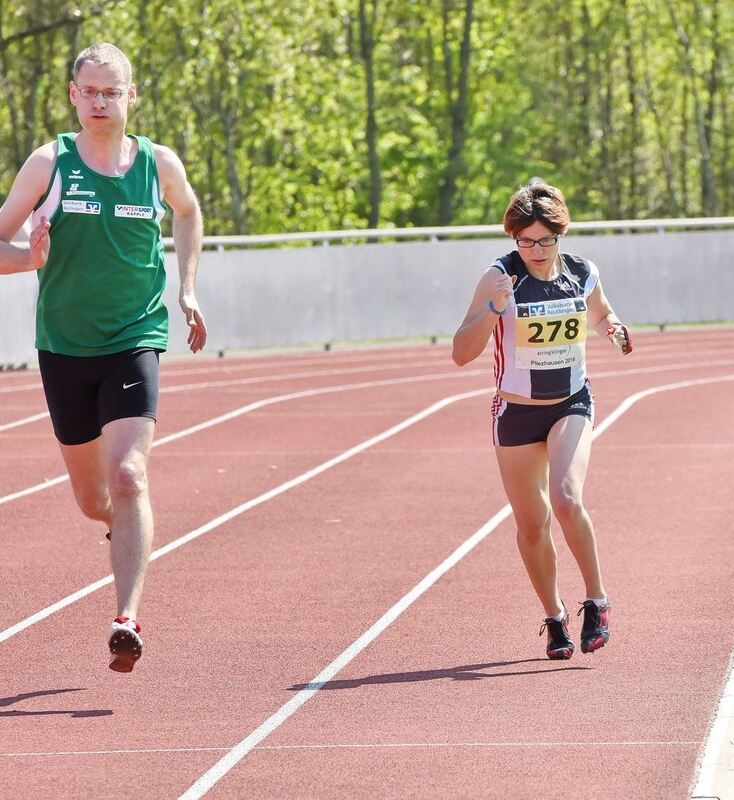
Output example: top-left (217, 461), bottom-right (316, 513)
top-left (515, 235), bottom-right (559, 248)
top-left (73, 82), bottom-right (129, 101)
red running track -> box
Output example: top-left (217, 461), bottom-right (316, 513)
top-left (0, 329), bottom-right (733, 799)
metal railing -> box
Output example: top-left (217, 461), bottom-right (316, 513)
top-left (163, 216), bottom-right (734, 250)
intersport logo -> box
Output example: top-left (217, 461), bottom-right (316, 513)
top-left (115, 205), bottom-right (154, 219)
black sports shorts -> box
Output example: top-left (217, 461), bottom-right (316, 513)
top-left (491, 381), bottom-right (594, 447)
top-left (38, 347), bottom-right (160, 446)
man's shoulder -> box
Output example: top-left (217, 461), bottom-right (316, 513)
top-left (19, 141), bottom-right (59, 189)
top-left (149, 143), bottom-right (187, 189)
top-left (139, 138), bottom-right (177, 159)
top-left (144, 140), bottom-right (181, 168)
top-left (29, 140), bottom-right (59, 165)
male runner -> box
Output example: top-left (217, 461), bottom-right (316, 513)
top-left (0, 42), bottom-right (207, 672)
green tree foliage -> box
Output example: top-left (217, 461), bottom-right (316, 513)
top-left (0, 0), bottom-right (732, 232)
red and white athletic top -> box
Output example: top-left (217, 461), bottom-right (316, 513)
top-left (491, 251), bottom-right (599, 400)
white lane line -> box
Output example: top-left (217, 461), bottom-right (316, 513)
top-left (592, 357), bottom-right (734, 381)
top-left (0, 350), bottom-right (450, 396)
top-left (163, 355), bottom-right (734, 395)
top-left (0, 475), bottom-right (69, 505)
top-left (0, 340), bottom-right (731, 398)
top-left (0, 359), bottom-right (456, 426)
top-left (3, 352), bottom-right (734, 444)
top-left (0, 369), bottom-right (484, 507)
top-left (255, 740), bottom-right (702, 750)
top-left (160, 358), bottom-right (461, 393)
top-left (0, 388), bottom-right (488, 644)
top-left (179, 373), bottom-right (734, 800)
top-left (0, 412), bottom-right (51, 432)
top-left (689, 651), bottom-right (734, 800)
top-left (0, 382), bottom-right (43, 394)
top-left (0, 747), bottom-right (232, 758)
top-left (160, 347), bottom-right (449, 378)
top-left (0, 740), bottom-right (700, 759)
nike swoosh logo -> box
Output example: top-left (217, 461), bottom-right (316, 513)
top-left (122, 381), bottom-right (143, 390)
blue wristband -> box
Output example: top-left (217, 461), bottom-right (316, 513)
top-left (488, 299), bottom-right (506, 316)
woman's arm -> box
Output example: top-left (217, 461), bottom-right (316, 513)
top-left (586, 279), bottom-right (633, 355)
top-left (452, 266), bottom-right (516, 366)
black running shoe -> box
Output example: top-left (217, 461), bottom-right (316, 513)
top-left (108, 617), bottom-right (143, 672)
top-left (539, 607), bottom-right (574, 660)
top-left (578, 600), bottom-right (611, 654)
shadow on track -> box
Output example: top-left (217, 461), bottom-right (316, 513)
top-left (290, 658), bottom-right (591, 691)
top-left (0, 688), bottom-right (112, 718)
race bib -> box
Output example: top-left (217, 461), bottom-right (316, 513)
top-left (515, 298), bottom-right (587, 370)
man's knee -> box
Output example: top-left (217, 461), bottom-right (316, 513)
top-left (108, 459), bottom-right (148, 501)
top-left (74, 487), bottom-right (111, 521)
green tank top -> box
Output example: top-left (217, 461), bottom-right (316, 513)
top-left (33, 132), bottom-right (169, 356)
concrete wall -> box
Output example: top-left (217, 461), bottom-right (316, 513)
top-left (3, 229), bottom-right (733, 365)
top-left (0, 271), bottom-right (37, 367)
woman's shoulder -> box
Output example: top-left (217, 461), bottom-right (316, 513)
top-left (490, 250), bottom-right (524, 276)
top-left (561, 252), bottom-right (599, 280)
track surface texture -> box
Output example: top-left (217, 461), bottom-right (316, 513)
top-left (1, 329), bottom-right (733, 800)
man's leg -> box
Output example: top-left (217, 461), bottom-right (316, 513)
top-left (58, 437), bottom-right (113, 532)
top-left (100, 416), bottom-right (155, 620)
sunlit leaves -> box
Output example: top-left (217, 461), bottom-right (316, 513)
top-left (0, 0), bottom-right (732, 226)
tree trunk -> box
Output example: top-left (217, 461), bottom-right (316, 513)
top-left (680, 82), bottom-right (690, 217)
top-left (358, 0), bottom-right (381, 229)
top-left (621, 0), bottom-right (639, 217)
top-left (669, 5), bottom-right (715, 215)
top-left (437, 0), bottom-right (474, 226)
top-left (600, 49), bottom-right (620, 218)
top-left (642, 55), bottom-right (678, 215)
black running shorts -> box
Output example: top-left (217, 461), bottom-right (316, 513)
top-left (38, 348), bottom-right (160, 445)
top-left (491, 381), bottom-right (594, 447)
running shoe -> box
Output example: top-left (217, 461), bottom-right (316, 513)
top-left (108, 617), bottom-right (143, 673)
top-left (577, 600), bottom-right (611, 653)
top-left (539, 606), bottom-right (574, 660)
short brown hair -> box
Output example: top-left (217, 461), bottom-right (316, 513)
top-left (73, 43), bottom-right (132, 84)
top-left (503, 182), bottom-right (570, 237)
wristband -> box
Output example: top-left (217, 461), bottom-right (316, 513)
top-left (488, 299), bottom-right (506, 317)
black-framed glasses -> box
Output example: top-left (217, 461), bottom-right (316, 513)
top-left (73, 82), bottom-right (129, 101)
top-left (515, 235), bottom-right (559, 249)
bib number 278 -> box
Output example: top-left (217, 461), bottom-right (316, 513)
top-left (527, 318), bottom-right (581, 343)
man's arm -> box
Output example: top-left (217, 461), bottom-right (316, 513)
top-left (154, 144), bottom-right (207, 353)
top-left (0, 143), bottom-right (55, 275)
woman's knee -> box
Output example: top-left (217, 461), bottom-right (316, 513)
top-left (550, 487), bottom-right (585, 524)
top-left (515, 512), bottom-right (552, 548)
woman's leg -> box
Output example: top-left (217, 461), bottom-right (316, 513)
top-left (546, 414), bottom-right (606, 599)
top-left (495, 442), bottom-right (563, 617)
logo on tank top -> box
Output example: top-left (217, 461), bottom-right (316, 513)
top-left (62, 199), bottom-right (101, 214)
top-left (66, 183), bottom-right (96, 197)
top-left (115, 205), bottom-right (154, 219)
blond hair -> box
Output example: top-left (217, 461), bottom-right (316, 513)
top-left (73, 43), bottom-right (132, 84)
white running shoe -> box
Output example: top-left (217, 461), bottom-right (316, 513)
top-left (108, 617), bottom-right (143, 673)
